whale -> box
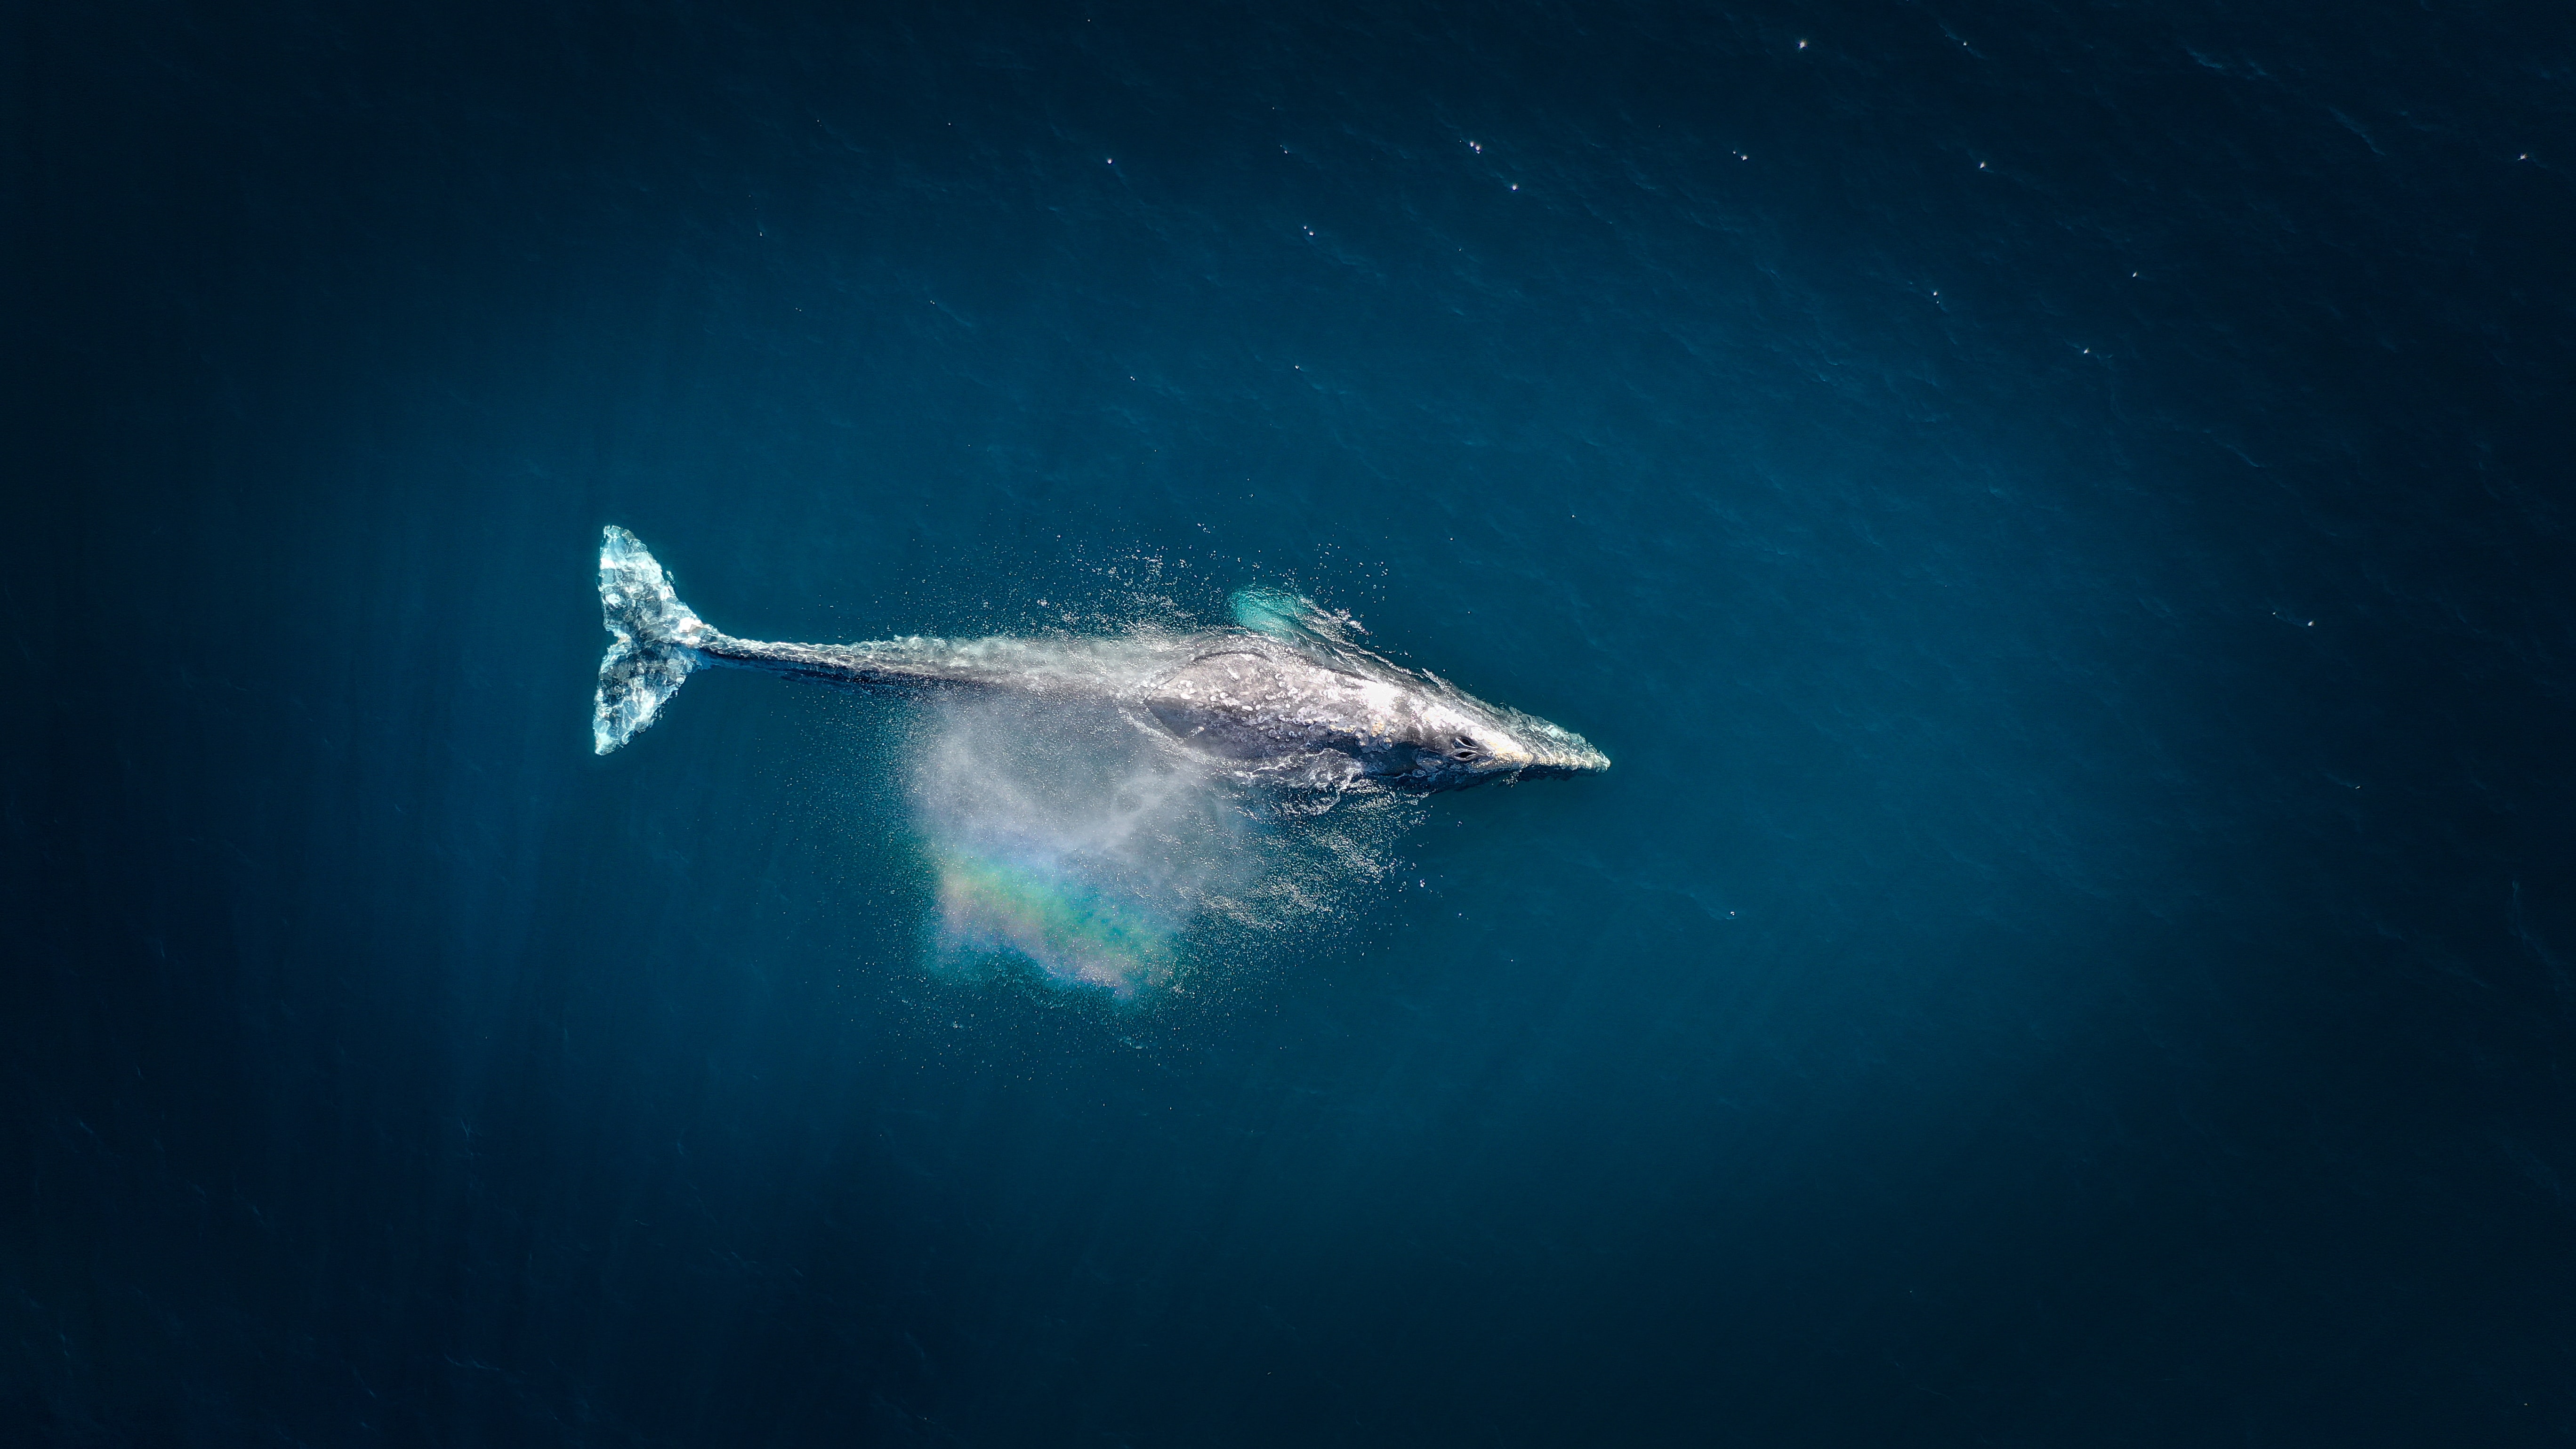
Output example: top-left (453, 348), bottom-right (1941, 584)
top-left (590, 526), bottom-right (1608, 791)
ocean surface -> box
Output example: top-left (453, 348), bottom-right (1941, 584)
top-left (8, 1), bottom-right (2574, 1443)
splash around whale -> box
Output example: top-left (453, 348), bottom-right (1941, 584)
top-left (590, 526), bottom-right (1608, 792)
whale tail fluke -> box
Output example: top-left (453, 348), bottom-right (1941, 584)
top-left (594, 526), bottom-right (711, 755)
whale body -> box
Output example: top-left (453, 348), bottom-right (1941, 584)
top-left (591, 526), bottom-right (1608, 791)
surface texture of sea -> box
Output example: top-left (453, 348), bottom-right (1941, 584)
top-left (8, 1), bottom-right (2574, 1443)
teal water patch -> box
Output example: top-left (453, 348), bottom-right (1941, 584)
top-left (1229, 585), bottom-right (1373, 661)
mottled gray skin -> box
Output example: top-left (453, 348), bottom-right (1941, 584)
top-left (592, 527), bottom-right (1609, 791)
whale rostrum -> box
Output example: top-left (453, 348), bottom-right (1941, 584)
top-left (591, 526), bottom-right (1609, 791)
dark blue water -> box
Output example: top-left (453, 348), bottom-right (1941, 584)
top-left (9, 1), bottom-right (2574, 1442)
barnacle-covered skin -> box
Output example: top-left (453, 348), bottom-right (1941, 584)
top-left (594, 527), bottom-right (1609, 790)
top-left (1136, 646), bottom-right (1606, 789)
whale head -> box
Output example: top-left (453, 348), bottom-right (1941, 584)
top-left (1394, 688), bottom-right (1611, 791)
top-left (1142, 640), bottom-right (1609, 792)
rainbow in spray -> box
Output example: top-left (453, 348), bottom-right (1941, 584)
top-left (929, 847), bottom-right (1180, 997)
top-left (904, 688), bottom-right (1250, 998)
